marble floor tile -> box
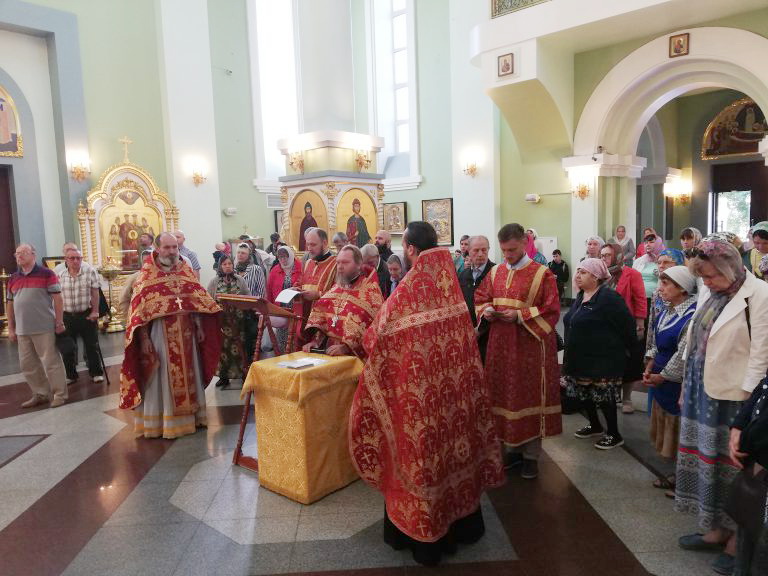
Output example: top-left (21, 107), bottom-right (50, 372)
top-left (104, 480), bottom-right (205, 527)
top-left (205, 515), bottom-right (300, 545)
top-left (203, 479), bottom-right (302, 521)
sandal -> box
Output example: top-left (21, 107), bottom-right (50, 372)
top-left (653, 475), bottom-right (676, 490)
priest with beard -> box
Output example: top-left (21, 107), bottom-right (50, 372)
top-left (302, 245), bottom-right (383, 358)
top-left (120, 232), bottom-right (222, 439)
top-left (295, 228), bottom-right (338, 330)
top-left (349, 221), bottom-right (504, 566)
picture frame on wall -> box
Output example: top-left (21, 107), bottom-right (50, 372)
top-left (669, 33), bottom-right (689, 58)
top-left (497, 53), bottom-right (514, 77)
top-left (273, 209), bottom-right (284, 234)
top-left (383, 202), bottom-right (407, 235)
top-left (422, 198), bottom-right (454, 246)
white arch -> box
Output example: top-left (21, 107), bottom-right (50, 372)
top-left (574, 27), bottom-right (768, 157)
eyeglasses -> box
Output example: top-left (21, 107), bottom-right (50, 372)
top-left (644, 235), bottom-right (656, 242)
top-left (66, 256), bottom-right (82, 260)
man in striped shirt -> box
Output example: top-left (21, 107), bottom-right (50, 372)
top-left (57, 247), bottom-right (104, 383)
top-left (7, 243), bottom-right (68, 408)
top-left (172, 230), bottom-right (201, 280)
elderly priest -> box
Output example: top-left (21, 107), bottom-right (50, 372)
top-left (302, 245), bottom-right (383, 358)
top-left (349, 221), bottom-right (504, 566)
top-left (120, 232), bottom-right (222, 439)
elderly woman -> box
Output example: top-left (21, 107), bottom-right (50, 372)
top-left (583, 235), bottom-right (605, 260)
top-left (609, 225), bottom-right (636, 267)
top-left (563, 258), bottom-right (635, 450)
top-left (676, 238), bottom-right (768, 576)
top-left (266, 245), bottom-right (303, 354)
top-left (206, 255), bottom-right (249, 388)
top-left (743, 221), bottom-right (768, 280)
top-left (386, 253), bottom-right (407, 295)
top-left (643, 266), bottom-right (697, 491)
top-left (636, 227), bottom-right (664, 258)
top-left (600, 243), bottom-right (648, 414)
top-left (729, 376), bottom-right (768, 575)
top-left (633, 232), bottom-right (664, 299)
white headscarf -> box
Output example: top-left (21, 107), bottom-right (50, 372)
top-left (277, 245), bottom-right (295, 272)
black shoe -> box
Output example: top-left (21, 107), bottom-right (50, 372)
top-left (594, 434), bottom-right (624, 450)
top-left (520, 459), bottom-right (539, 479)
top-left (574, 425), bottom-right (604, 438)
top-left (216, 378), bottom-right (229, 388)
top-left (503, 452), bottom-right (523, 470)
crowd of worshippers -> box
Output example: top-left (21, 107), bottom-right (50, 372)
top-left (7, 219), bottom-right (768, 572)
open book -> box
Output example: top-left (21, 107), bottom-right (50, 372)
top-left (275, 288), bottom-right (302, 305)
top-left (277, 357), bottom-right (328, 370)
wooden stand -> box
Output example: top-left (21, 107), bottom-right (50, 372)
top-left (217, 294), bottom-right (301, 473)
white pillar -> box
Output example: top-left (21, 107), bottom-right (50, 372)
top-left (157, 0), bottom-right (222, 286)
top-left (563, 154), bottom-right (646, 259)
top-left (449, 0), bottom-right (499, 256)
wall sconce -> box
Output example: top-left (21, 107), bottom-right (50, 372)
top-left (67, 152), bottom-right (91, 182)
top-left (462, 162), bottom-right (478, 177)
top-left (289, 151), bottom-right (304, 174)
top-left (192, 170), bottom-right (207, 187)
top-left (572, 183), bottom-right (590, 200)
top-left (664, 179), bottom-right (692, 206)
top-left (355, 150), bottom-right (371, 172)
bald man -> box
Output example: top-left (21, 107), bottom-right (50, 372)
top-left (361, 243), bottom-right (391, 298)
top-left (172, 230), bottom-right (201, 279)
top-left (375, 230), bottom-right (393, 261)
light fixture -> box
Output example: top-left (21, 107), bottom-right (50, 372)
top-left (289, 151), bottom-right (304, 174)
top-left (355, 150), bottom-right (371, 172)
top-left (67, 152), bottom-right (91, 182)
top-left (663, 178), bottom-right (692, 206)
top-left (572, 183), bottom-right (590, 200)
top-left (185, 156), bottom-right (208, 187)
top-left (462, 162), bottom-right (478, 177)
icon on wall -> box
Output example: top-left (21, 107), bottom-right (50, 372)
top-left (497, 53), bottom-right (514, 77)
top-left (669, 33), bottom-right (690, 58)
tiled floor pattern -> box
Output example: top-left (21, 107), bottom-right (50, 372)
top-left (0, 351), bottom-right (718, 576)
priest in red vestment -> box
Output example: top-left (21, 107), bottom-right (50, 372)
top-left (349, 221), bottom-right (504, 566)
top-left (474, 223), bottom-right (562, 480)
top-left (120, 232), bottom-right (222, 439)
top-left (295, 228), bottom-right (337, 334)
top-left (303, 245), bottom-right (383, 358)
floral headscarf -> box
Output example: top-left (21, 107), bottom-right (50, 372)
top-left (643, 234), bottom-right (665, 262)
top-left (276, 245), bottom-right (295, 272)
top-left (577, 257), bottom-right (610, 281)
top-left (658, 248), bottom-right (685, 266)
top-left (604, 243), bottom-right (624, 287)
top-left (690, 237), bottom-right (746, 294)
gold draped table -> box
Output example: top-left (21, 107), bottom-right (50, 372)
top-left (242, 352), bottom-right (364, 504)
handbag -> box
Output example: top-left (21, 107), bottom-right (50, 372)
top-left (98, 288), bottom-right (110, 317)
top-left (725, 461), bottom-right (768, 542)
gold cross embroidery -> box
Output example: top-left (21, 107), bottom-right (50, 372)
top-left (175, 297), bottom-right (183, 310)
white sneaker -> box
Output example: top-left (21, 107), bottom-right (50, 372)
top-left (93, 375), bottom-right (105, 383)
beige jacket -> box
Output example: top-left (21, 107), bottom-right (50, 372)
top-left (691, 272), bottom-right (768, 401)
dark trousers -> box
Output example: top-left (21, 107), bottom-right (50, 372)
top-left (62, 311), bottom-right (103, 378)
top-left (583, 399), bottom-right (621, 438)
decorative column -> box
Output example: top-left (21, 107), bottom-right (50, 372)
top-left (562, 153), bottom-right (646, 261)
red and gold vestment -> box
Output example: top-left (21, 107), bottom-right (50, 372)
top-left (349, 248), bottom-right (504, 542)
top-left (474, 260), bottom-right (562, 446)
top-left (306, 271), bottom-right (384, 358)
top-left (119, 255), bottom-right (221, 414)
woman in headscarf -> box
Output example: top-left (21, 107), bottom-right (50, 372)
top-left (234, 242), bottom-right (267, 363)
top-left (680, 227), bottom-right (703, 260)
top-left (206, 255), bottom-right (249, 388)
top-left (636, 227), bottom-right (664, 258)
top-left (676, 238), bottom-right (768, 576)
top-left (633, 232), bottom-right (664, 300)
top-left (563, 258), bottom-right (635, 450)
top-left (743, 221), bottom-right (768, 280)
top-left (609, 225), bottom-right (635, 267)
top-left (266, 245), bottom-right (303, 354)
top-left (582, 235), bottom-right (605, 261)
top-left (526, 228), bottom-right (548, 265)
top-left (386, 253), bottom-right (407, 296)
top-left (600, 243), bottom-right (648, 415)
top-left (643, 266), bottom-right (697, 493)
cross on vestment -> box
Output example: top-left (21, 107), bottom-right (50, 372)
top-left (408, 360), bottom-right (420, 379)
top-left (118, 136), bottom-right (133, 163)
top-left (417, 282), bottom-right (431, 300)
top-left (175, 297), bottom-right (183, 310)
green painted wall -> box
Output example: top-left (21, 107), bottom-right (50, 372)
top-left (499, 117), bottom-right (572, 263)
top-left (574, 7), bottom-right (768, 132)
top-left (25, 0), bottom-right (168, 191)
top-left (207, 0), bottom-right (270, 241)
top-left (382, 0), bottom-right (454, 247)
